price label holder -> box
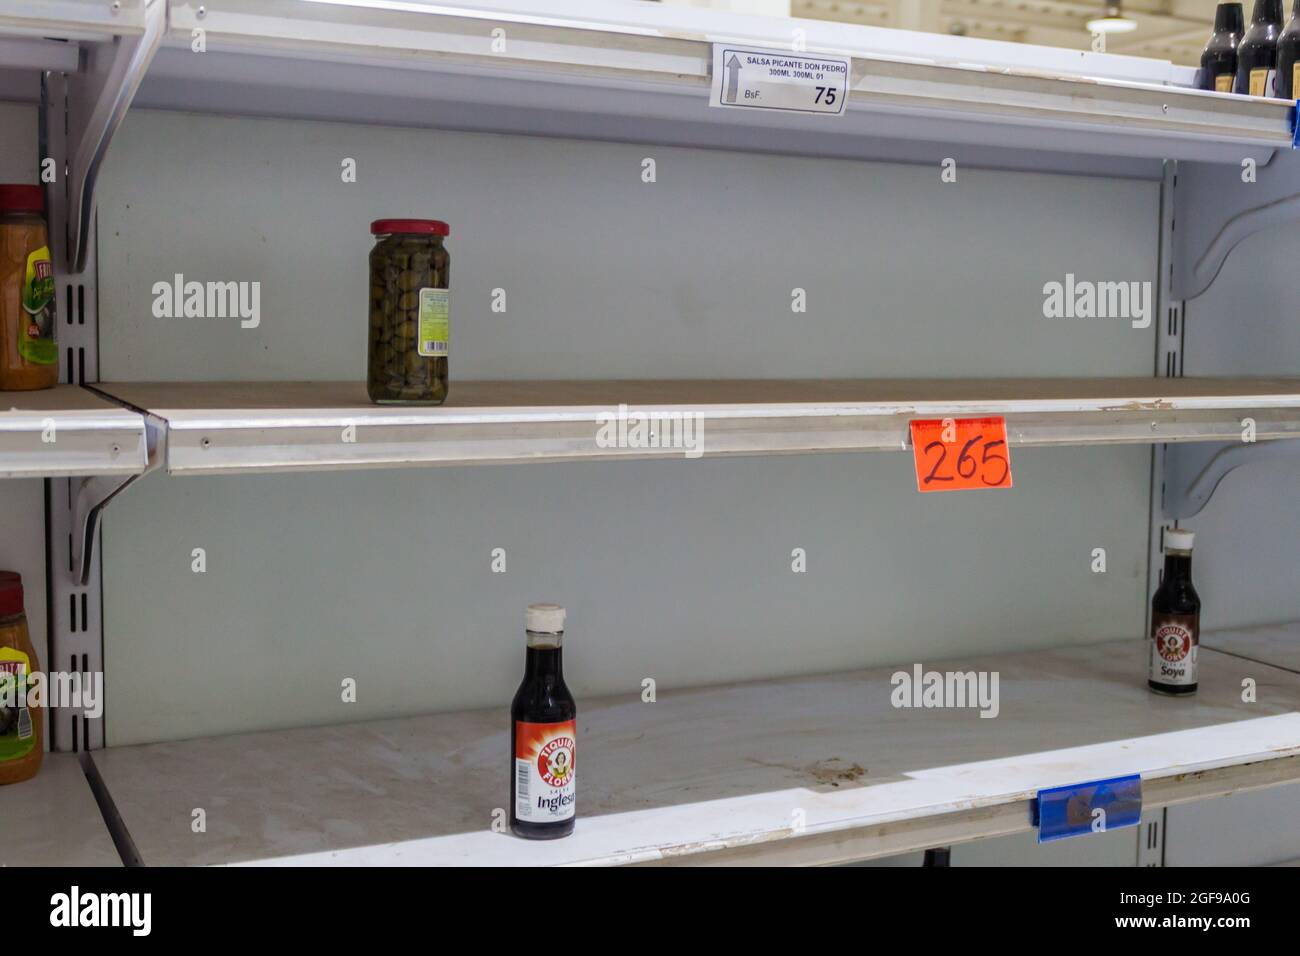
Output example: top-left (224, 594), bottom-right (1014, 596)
top-left (1033, 774), bottom-right (1143, 843)
top-left (909, 417), bottom-right (1013, 493)
top-left (709, 45), bottom-right (851, 116)
top-left (1292, 100), bottom-right (1299, 149)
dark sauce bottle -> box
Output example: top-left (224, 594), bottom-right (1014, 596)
top-left (1277, 0), bottom-right (1300, 98)
top-left (1236, 0), bottom-right (1285, 96)
top-left (1149, 530), bottom-right (1200, 696)
top-left (510, 604), bottom-right (576, 839)
top-left (1201, 3), bottom-right (1245, 91)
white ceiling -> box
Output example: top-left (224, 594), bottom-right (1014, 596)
top-left (654, 0), bottom-right (1228, 66)
top-left (792, 0), bottom-right (1226, 65)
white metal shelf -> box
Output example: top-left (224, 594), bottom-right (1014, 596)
top-left (0, 754), bottom-right (121, 866)
top-left (130, 0), bottom-right (1295, 172)
top-left (0, 385), bottom-right (149, 479)
top-left (89, 638), bottom-right (1300, 866)
top-left (0, 0), bottom-right (147, 98)
top-left (0, 0), bottom-right (148, 42)
top-left (92, 378), bottom-right (1300, 475)
top-left (1204, 621), bottom-right (1300, 675)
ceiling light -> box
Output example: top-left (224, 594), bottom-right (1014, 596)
top-left (1087, 4), bottom-right (1138, 33)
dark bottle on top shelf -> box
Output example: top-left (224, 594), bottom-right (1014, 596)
top-left (1277, 0), bottom-right (1300, 98)
top-left (1201, 3), bottom-right (1245, 91)
top-left (1148, 530), bottom-right (1200, 696)
top-left (1235, 0), bottom-right (1285, 97)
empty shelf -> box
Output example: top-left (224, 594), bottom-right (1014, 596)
top-left (94, 378), bottom-right (1300, 475)
top-left (90, 638), bottom-right (1300, 866)
top-left (0, 754), bottom-right (121, 866)
top-left (0, 385), bottom-right (149, 478)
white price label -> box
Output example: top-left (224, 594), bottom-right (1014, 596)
top-left (709, 45), bottom-right (851, 116)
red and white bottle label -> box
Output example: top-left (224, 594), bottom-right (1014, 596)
top-left (1150, 615), bottom-right (1198, 686)
top-left (514, 720), bottom-right (576, 823)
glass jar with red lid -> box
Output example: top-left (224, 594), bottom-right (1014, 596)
top-left (367, 219), bottom-right (449, 405)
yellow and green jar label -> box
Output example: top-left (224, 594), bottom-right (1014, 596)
top-left (19, 245), bottom-right (57, 365)
top-left (0, 647), bottom-right (35, 762)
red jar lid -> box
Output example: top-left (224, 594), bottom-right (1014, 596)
top-left (0, 185), bottom-right (44, 213)
top-left (0, 572), bottom-right (23, 618)
top-left (370, 219), bottom-right (449, 237)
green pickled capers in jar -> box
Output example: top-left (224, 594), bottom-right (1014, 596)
top-left (367, 219), bottom-right (450, 405)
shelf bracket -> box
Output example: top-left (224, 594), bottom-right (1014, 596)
top-left (42, 0), bottom-right (165, 275)
top-left (1163, 438), bottom-right (1300, 520)
top-left (1172, 148), bottom-right (1300, 301)
top-left (71, 415), bottom-right (163, 587)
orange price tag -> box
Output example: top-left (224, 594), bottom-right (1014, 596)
top-left (910, 417), bottom-right (1013, 493)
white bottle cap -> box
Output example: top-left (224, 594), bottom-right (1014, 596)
top-left (526, 603), bottom-right (566, 634)
top-left (1165, 529), bottom-right (1195, 551)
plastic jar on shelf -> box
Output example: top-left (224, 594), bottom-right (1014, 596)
top-left (367, 219), bottom-right (450, 405)
top-left (0, 185), bottom-right (58, 391)
top-left (0, 571), bottom-right (43, 785)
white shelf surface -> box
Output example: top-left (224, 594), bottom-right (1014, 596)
top-left (0, 754), bottom-right (121, 866)
top-left (94, 378), bottom-right (1300, 475)
top-left (0, 385), bottom-right (149, 478)
top-left (90, 639), bottom-right (1300, 867)
top-left (1204, 621), bottom-right (1300, 675)
top-left (0, 0), bottom-right (148, 41)
top-left (132, 1), bottom-right (1295, 170)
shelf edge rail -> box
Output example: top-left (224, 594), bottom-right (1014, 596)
top-left (166, 0), bottom-right (1293, 155)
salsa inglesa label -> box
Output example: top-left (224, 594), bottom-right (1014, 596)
top-left (514, 720), bottom-right (576, 823)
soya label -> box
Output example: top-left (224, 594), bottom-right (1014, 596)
top-left (19, 246), bottom-right (57, 365)
top-left (514, 719), bottom-right (575, 822)
top-left (1150, 615), bottom-right (1198, 686)
top-left (0, 647), bottom-right (35, 761)
top-left (1214, 73), bottom-right (1233, 93)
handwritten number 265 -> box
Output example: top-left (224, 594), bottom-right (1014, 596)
top-left (922, 436), bottom-right (1010, 486)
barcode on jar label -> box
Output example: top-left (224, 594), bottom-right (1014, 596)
top-left (418, 288), bottom-right (449, 358)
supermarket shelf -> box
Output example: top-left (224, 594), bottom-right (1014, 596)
top-left (0, 0), bottom-right (145, 101)
top-left (0, 385), bottom-right (149, 479)
top-left (89, 639), bottom-right (1300, 867)
top-left (1204, 621), bottom-right (1300, 675)
top-left (93, 378), bottom-right (1300, 476)
top-left (131, 1), bottom-right (1296, 174)
top-left (0, 0), bottom-right (149, 42)
top-left (0, 754), bottom-right (121, 866)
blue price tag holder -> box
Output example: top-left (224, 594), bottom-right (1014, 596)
top-left (1033, 774), bottom-right (1142, 843)
top-left (1293, 101), bottom-right (1300, 149)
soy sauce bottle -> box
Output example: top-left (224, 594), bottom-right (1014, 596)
top-left (510, 604), bottom-right (576, 839)
top-left (1236, 0), bottom-right (1285, 96)
top-left (1276, 0), bottom-right (1300, 98)
top-left (1149, 530), bottom-right (1200, 696)
top-left (1201, 3), bottom-right (1245, 91)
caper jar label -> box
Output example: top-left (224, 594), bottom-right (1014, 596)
top-left (417, 288), bottom-right (449, 358)
top-left (367, 218), bottom-right (450, 406)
